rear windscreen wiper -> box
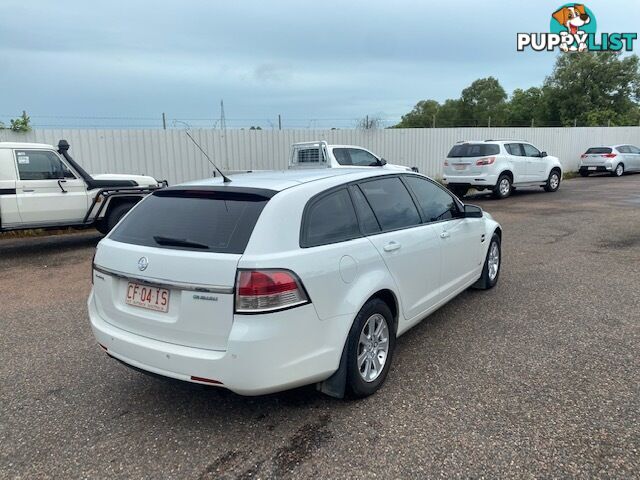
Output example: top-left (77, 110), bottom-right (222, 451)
top-left (153, 235), bottom-right (210, 250)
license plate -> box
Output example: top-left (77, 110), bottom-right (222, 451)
top-left (453, 164), bottom-right (466, 170)
top-left (588, 166), bottom-right (597, 170)
top-left (125, 282), bottom-right (170, 312)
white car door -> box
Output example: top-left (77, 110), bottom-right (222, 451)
top-left (14, 149), bottom-right (89, 225)
top-left (0, 148), bottom-right (21, 228)
top-left (522, 143), bottom-right (547, 181)
top-left (628, 145), bottom-right (640, 170)
top-left (403, 176), bottom-right (484, 300)
top-left (357, 177), bottom-right (442, 320)
top-left (504, 143), bottom-right (527, 183)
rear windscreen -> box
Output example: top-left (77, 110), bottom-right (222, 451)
top-left (585, 147), bottom-right (612, 154)
top-left (447, 144), bottom-right (500, 157)
top-left (109, 190), bottom-right (269, 254)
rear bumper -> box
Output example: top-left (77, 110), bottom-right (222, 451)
top-left (579, 161), bottom-right (613, 172)
top-left (442, 173), bottom-right (499, 188)
top-left (579, 165), bottom-right (612, 173)
top-left (88, 291), bottom-right (348, 395)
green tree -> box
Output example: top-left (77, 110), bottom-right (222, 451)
top-left (0, 111), bottom-right (31, 132)
top-left (460, 77), bottom-right (508, 126)
top-left (543, 52), bottom-right (640, 126)
top-left (436, 99), bottom-right (464, 127)
top-left (507, 87), bottom-right (545, 126)
top-left (395, 100), bottom-right (440, 128)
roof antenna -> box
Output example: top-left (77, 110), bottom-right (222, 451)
top-left (184, 130), bottom-right (232, 183)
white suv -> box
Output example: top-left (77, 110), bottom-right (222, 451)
top-left (89, 168), bottom-right (502, 398)
top-left (442, 140), bottom-right (563, 199)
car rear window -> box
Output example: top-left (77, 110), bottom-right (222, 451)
top-left (109, 189), bottom-right (270, 254)
top-left (447, 144), bottom-right (500, 157)
top-left (585, 147), bottom-right (612, 154)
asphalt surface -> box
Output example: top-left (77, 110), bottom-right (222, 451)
top-left (1, 174), bottom-right (639, 479)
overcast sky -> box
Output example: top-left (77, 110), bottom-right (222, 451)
top-left (0, 0), bottom-right (638, 128)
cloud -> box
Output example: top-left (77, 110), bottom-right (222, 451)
top-left (0, 0), bottom-right (637, 127)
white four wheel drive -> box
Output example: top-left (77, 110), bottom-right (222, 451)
top-left (89, 168), bottom-right (502, 399)
top-left (290, 140), bottom-right (417, 172)
top-left (0, 140), bottom-right (163, 234)
top-left (443, 140), bottom-right (563, 199)
top-left (579, 145), bottom-right (640, 177)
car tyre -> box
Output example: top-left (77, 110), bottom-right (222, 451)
top-left (449, 185), bottom-right (469, 198)
top-left (612, 163), bottom-right (624, 177)
top-left (105, 203), bottom-right (135, 233)
top-left (579, 170), bottom-right (589, 177)
top-left (345, 298), bottom-right (396, 398)
top-left (544, 169), bottom-right (561, 192)
top-left (473, 233), bottom-right (501, 290)
top-left (493, 174), bottom-right (512, 199)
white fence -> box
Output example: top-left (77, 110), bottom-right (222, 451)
top-left (1, 127), bottom-right (638, 184)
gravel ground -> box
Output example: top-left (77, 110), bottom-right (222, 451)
top-left (1, 174), bottom-right (639, 479)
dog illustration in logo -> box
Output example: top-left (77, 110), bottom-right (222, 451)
top-left (552, 4), bottom-right (591, 51)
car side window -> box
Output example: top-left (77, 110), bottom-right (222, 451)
top-left (358, 177), bottom-right (421, 231)
top-left (521, 144), bottom-right (541, 157)
top-left (629, 146), bottom-right (640, 154)
top-left (348, 149), bottom-right (379, 167)
top-left (617, 146), bottom-right (630, 154)
top-left (505, 143), bottom-right (523, 156)
top-left (333, 148), bottom-right (352, 165)
top-left (404, 176), bottom-right (459, 222)
top-left (302, 188), bottom-right (361, 247)
top-left (350, 185), bottom-right (381, 234)
top-left (15, 150), bottom-right (76, 180)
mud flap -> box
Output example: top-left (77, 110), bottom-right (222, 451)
top-left (316, 340), bottom-right (348, 398)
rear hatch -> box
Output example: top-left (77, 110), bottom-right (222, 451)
top-left (445, 143), bottom-right (500, 176)
top-left (92, 187), bottom-right (272, 351)
top-left (581, 147), bottom-right (615, 165)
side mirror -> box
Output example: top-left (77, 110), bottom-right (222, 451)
top-left (463, 204), bottom-right (483, 218)
top-left (540, 151), bottom-right (547, 158)
top-left (379, 158), bottom-right (387, 166)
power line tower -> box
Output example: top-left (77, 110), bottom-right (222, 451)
top-left (219, 99), bottom-right (226, 130)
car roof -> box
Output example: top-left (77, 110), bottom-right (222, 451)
top-left (0, 142), bottom-right (55, 149)
top-left (179, 168), bottom-right (397, 192)
top-left (456, 140), bottom-right (529, 144)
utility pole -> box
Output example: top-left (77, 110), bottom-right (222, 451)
top-left (278, 114), bottom-right (282, 130)
top-left (162, 112), bottom-right (166, 130)
top-left (220, 100), bottom-right (226, 130)
top-left (574, 118), bottom-right (577, 127)
top-left (366, 115), bottom-right (369, 129)
top-left (488, 116), bottom-right (491, 128)
top-left (531, 118), bottom-right (535, 128)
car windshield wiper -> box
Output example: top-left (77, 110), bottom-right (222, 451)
top-left (153, 235), bottom-right (210, 250)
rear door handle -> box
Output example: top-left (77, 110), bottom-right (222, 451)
top-left (440, 231), bottom-right (450, 239)
top-left (383, 241), bottom-right (401, 252)
top-left (22, 189), bottom-right (35, 193)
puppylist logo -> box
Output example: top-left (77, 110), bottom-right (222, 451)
top-left (517, 4), bottom-right (637, 53)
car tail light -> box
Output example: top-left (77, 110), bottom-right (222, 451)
top-left (602, 153), bottom-right (617, 158)
top-left (235, 269), bottom-right (310, 313)
top-left (580, 154), bottom-right (587, 158)
top-left (476, 156), bottom-right (495, 166)
top-left (444, 160), bottom-right (449, 166)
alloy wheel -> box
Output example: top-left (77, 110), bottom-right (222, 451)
top-left (499, 178), bottom-right (510, 196)
top-left (357, 313), bottom-right (390, 382)
top-left (488, 241), bottom-right (500, 281)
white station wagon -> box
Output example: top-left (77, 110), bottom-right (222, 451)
top-left (89, 169), bottom-right (502, 398)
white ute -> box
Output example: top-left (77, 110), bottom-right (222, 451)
top-left (290, 141), bottom-right (417, 172)
top-left (89, 168), bottom-right (502, 398)
top-left (0, 140), bottom-right (163, 234)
